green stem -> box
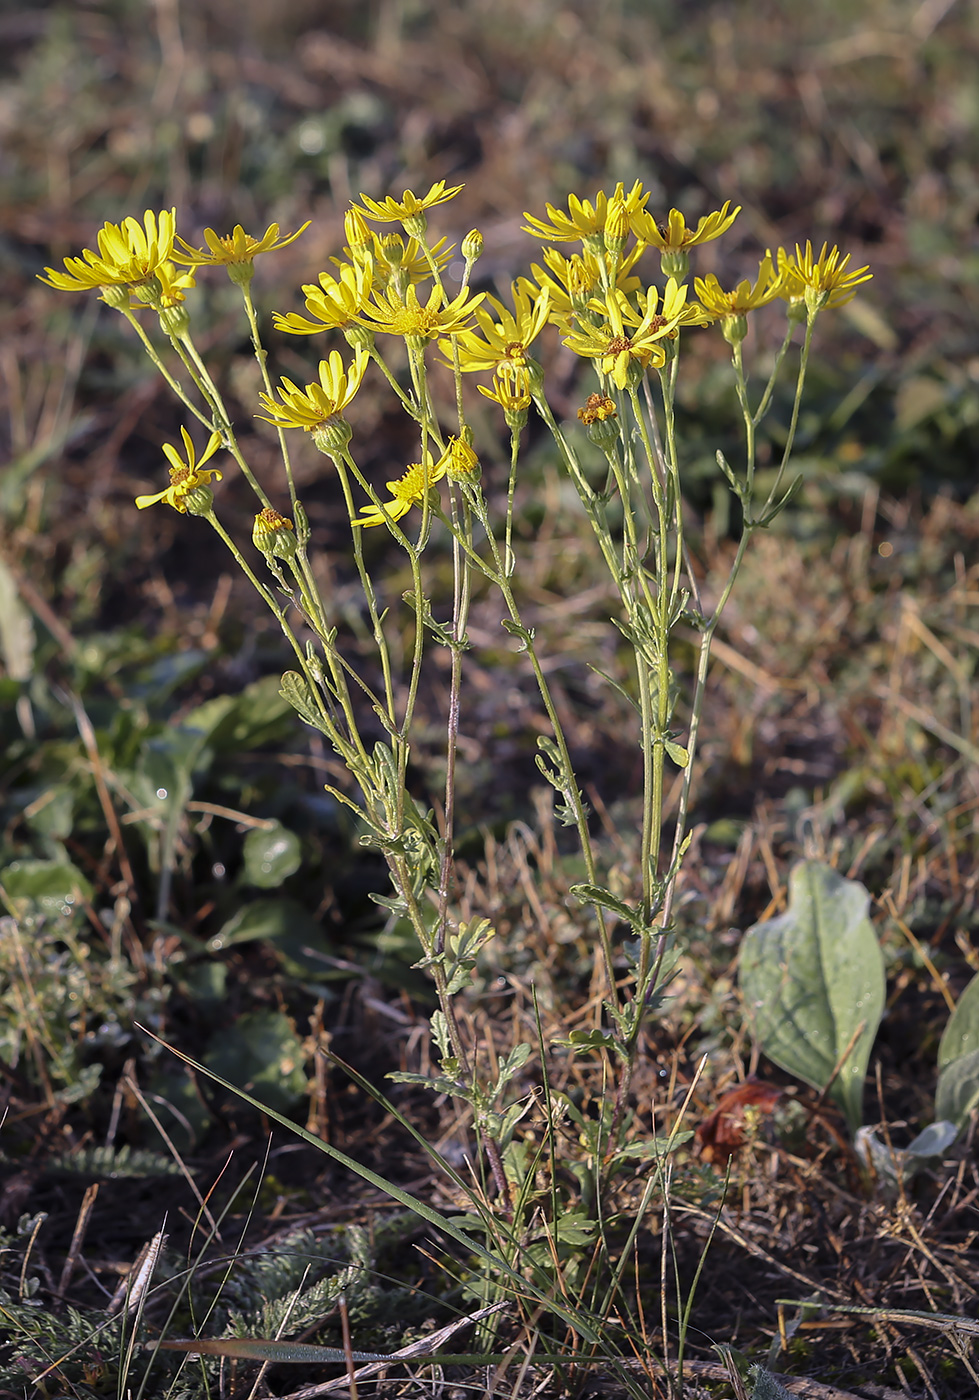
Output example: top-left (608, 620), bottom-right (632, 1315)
top-left (241, 285), bottom-right (298, 510)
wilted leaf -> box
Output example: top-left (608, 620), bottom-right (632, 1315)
top-left (740, 861), bottom-right (884, 1132)
top-left (696, 1080), bottom-right (783, 1165)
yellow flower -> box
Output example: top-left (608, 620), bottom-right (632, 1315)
top-left (273, 261), bottom-right (374, 336)
top-left (40, 209), bottom-right (176, 292)
top-left (352, 181), bottom-right (464, 225)
top-left (257, 347), bottom-right (369, 431)
top-left (564, 280), bottom-right (695, 389)
top-left (442, 436), bottom-right (481, 482)
top-left (442, 282), bottom-right (550, 372)
top-left (356, 282), bottom-right (485, 341)
top-left (522, 180), bottom-right (649, 243)
top-left (135, 427), bottom-right (223, 512)
top-left (367, 233), bottom-right (454, 289)
top-left (172, 221), bottom-right (310, 267)
top-left (352, 450), bottom-right (448, 527)
top-left (632, 201), bottom-right (740, 253)
top-left (528, 245), bottom-right (644, 326)
top-left (694, 253), bottom-right (783, 317)
top-left (775, 241), bottom-right (873, 313)
top-left (134, 260), bottom-right (195, 310)
top-left (477, 363), bottom-right (533, 414)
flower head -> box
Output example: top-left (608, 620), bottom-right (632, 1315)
top-left (143, 260), bottom-right (196, 309)
top-left (257, 347), bottom-right (369, 431)
top-left (633, 201), bottom-right (740, 277)
top-left (563, 279), bottom-right (697, 389)
top-left (172, 222), bottom-right (310, 267)
top-left (478, 363), bottom-right (534, 430)
top-left (442, 282), bottom-right (550, 373)
top-left (522, 180), bottom-right (649, 244)
top-left (351, 181), bottom-right (464, 237)
top-left (528, 245), bottom-right (644, 328)
top-left (253, 507), bottom-right (297, 559)
top-left (694, 253), bottom-right (783, 318)
top-left (352, 451), bottom-right (448, 527)
top-left (357, 282), bottom-right (485, 341)
top-left (633, 201), bottom-right (740, 254)
top-left (775, 241), bottom-right (873, 315)
top-left (367, 233), bottom-right (454, 294)
top-left (135, 427), bottom-right (223, 513)
top-left (273, 261), bottom-right (374, 336)
top-left (40, 209), bottom-right (176, 293)
top-left (443, 436), bottom-right (481, 482)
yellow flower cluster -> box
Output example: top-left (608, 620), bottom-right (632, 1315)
top-left (40, 182), bottom-right (871, 533)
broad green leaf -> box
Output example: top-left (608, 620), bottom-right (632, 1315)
top-left (740, 861), bottom-right (884, 1132)
top-left (935, 973), bottom-right (979, 1129)
top-left (938, 971), bottom-right (979, 1069)
top-left (242, 821), bottom-right (302, 887)
top-left (209, 898), bottom-right (329, 975)
top-left (935, 1048), bottom-right (979, 1128)
top-left (187, 675), bottom-right (295, 752)
top-left (0, 858), bottom-right (93, 915)
top-left (203, 1010), bottom-right (307, 1114)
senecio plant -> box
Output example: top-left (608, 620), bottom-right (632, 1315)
top-left (42, 183), bottom-right (870, 1215)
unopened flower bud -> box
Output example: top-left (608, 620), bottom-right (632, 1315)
top-left (462, 228), bottom-right (483, 265)
top-left (344, 207), bottom-right (372, 251)
top-left (604, 197), bottom-right (629, 253)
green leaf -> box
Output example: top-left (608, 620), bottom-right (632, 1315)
top-left (242, 821), bottom-right (302, 888)
top-left (935, 1049), bottom-right (979, 1128)
top-left (568, 883), bottom-right (637, 924)
top-left (938, 971), bottom-right (979, 1069)
top-left (0, 858), bottom-right (93, 915)
top-left (935, 974), bottom-right (979, 1129)
top-left (280, 670), bottom-right (332, 735)
top-left (189, 675), bottom-right (296, 751)
top-left (203, 1010), bottom-right (307, 1115)
top-left (208, 898), bottom-right (329, 975)
top-left (740, 861), bottom-right (884, 1132)
top-left (555, 1027), bottom-right (624, 1057)
top-left (664, 740), bottom-right (689, 768)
